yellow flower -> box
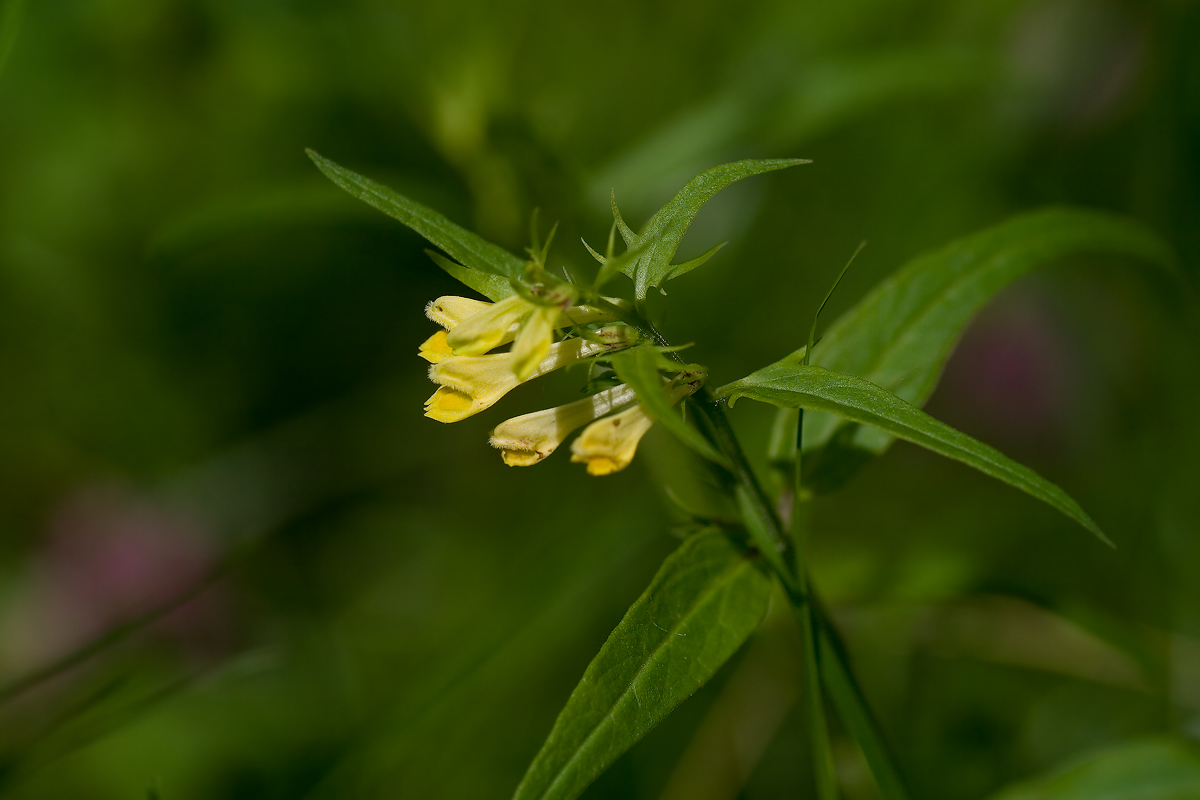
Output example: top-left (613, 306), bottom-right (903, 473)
top-left (425, 296), bottom-right (493, 328)
top-left (424, 292), bottom-right (619, 377)
top-left (509, 302), bottom-right (560, 381)
top-left (444, 293), bottom-right (538, 356)
top-left (489, 384), bottom-right (638, 466)
top-left (570, 384), bottom-right (690, 475)
top-left (425, 338), bottom-right (609, 423)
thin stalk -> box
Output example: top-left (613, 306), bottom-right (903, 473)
top-left (812, 600), bottom-right (911, 800)
top-left (612, 309), bottom-right (908, 800)
top-left (700, 394), bottom-right (910, 800)
top-left (691, 390), bottom-right (794, 583)
top-left (794, 410), bottom-right (839, 800)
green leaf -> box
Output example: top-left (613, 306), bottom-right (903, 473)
top-left (424, 250), bottom-right (513, 302)
top-left (614, 159), bottom-right (809, 299)
top-left (306, 149), bottom-right (526, 279)
top-left (779, 208), bottom-right (1175, 463)
top-left (987, 737), bottom-right (1200, 800)
top-left (662, 241), bottom-right (726, 283)
top-left (512, 528), bottom-right (771, 800)
top-left (589, 236), bottom-right (650, 293)
top-left (608, 348), bottom-right (729, 468)
top-left (718, 364), bottom-right (1109, 544)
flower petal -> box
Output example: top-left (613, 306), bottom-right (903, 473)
top-left (490, 384), bottom-right (637, 466)
top-left (418, 330), bottom-right (456, 363)
top-left (425, 296), bottom-right (493, 329)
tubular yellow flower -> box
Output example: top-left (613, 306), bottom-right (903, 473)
top-left (425, 296), bottom-right (493, 329)
top-left (489, 384), bottom-right (638, 466)
top-left (570, 384), bottom-right (691, 475)
top-left (444, 293), bottom-right (533, 355)
top-left (425, 338), bottom-right (609, 423)
top-left (424, 293), bottom-right (622, 372)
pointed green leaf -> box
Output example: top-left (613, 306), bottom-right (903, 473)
top-left (590, 237), bottom-right (650, 292)
top-left (988, 737), bottom-right (1200, 800)
top-left (513, 528), bottom-right (771, 800)
top-left (306, 149), bottom-right (526, 278)
top-left (424, 250), bottom-right (513, 302)
top-left (614, 159), bottom-right (809, 298)
top-left (664, 241), bottom-right (726, 282)
top-left (773, 208), bottom-right (1175, 464)
top-left (609, 348), bottom-right (729, 468)
top-left (718, 364), bottom-right (1108, 543)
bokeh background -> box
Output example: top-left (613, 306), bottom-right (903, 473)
top-left (1, 0), bottom-right (1199, 798)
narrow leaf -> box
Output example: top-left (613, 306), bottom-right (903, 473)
top-left (513, 528), bottom-right (771, 800)
top-left (616, 159), bottom-right (809, 298)
top-left (306, 149), bottom-right (526, 278)
top-left (664, 241), bottom-right (726, 282)
top-left (777, 207), bottom-right (1176, 462)
top-left (609, 348), bottom-right (729, 468)
top-left (424, 250), bottom-right (513, 302)
top-left (592, 237), bottom-right (650, 292)
top-left (718, 364), bottom-right (1109, 543)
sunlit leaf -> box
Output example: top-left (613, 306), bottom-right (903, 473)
top-left (767, 207), bottom-right (1176, 473)
top-left (613, 159), bottom-right (808, 299)
top-left (512, 528), bottom-right (771, 800)
top-left (718, 364), bottom-right (1108, 544)
top-left (988, 737), bottom-right (1200, 800)
top-left (609, 347), bottom-right (729, 468)
top-left (307, 149), bottom-right (526, 279)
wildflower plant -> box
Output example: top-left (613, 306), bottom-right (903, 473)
top-left (308, 149), bottom-right (1173, 800)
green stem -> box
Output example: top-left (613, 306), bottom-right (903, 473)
top-left (794, 411), bottom-right (839, 800)
top-left (812, 600), bottom-right (911, 800)
top-left (619, 312), bottom-right (909, 799)
top-left (700, 395), bottom-right (910, 800)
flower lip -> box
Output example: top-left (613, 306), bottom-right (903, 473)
top-left (489, 384), bottom-right (638, 466)
top-left (418, 330), bottom-right (456, 363)
top-left (425, 338), bottom-right (611, 423)
top-left (569, 382), bottom-right (691, 475)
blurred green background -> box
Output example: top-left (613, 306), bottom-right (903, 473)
top-left (1, 0), bottom-right (1199, 797)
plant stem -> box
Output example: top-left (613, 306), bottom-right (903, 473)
top-left (697, 393), bottom-right (911, 800)
top-left (794, 410), bottom-right (840, 800)
top-left (626, 314), bottom-right (909, 799)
